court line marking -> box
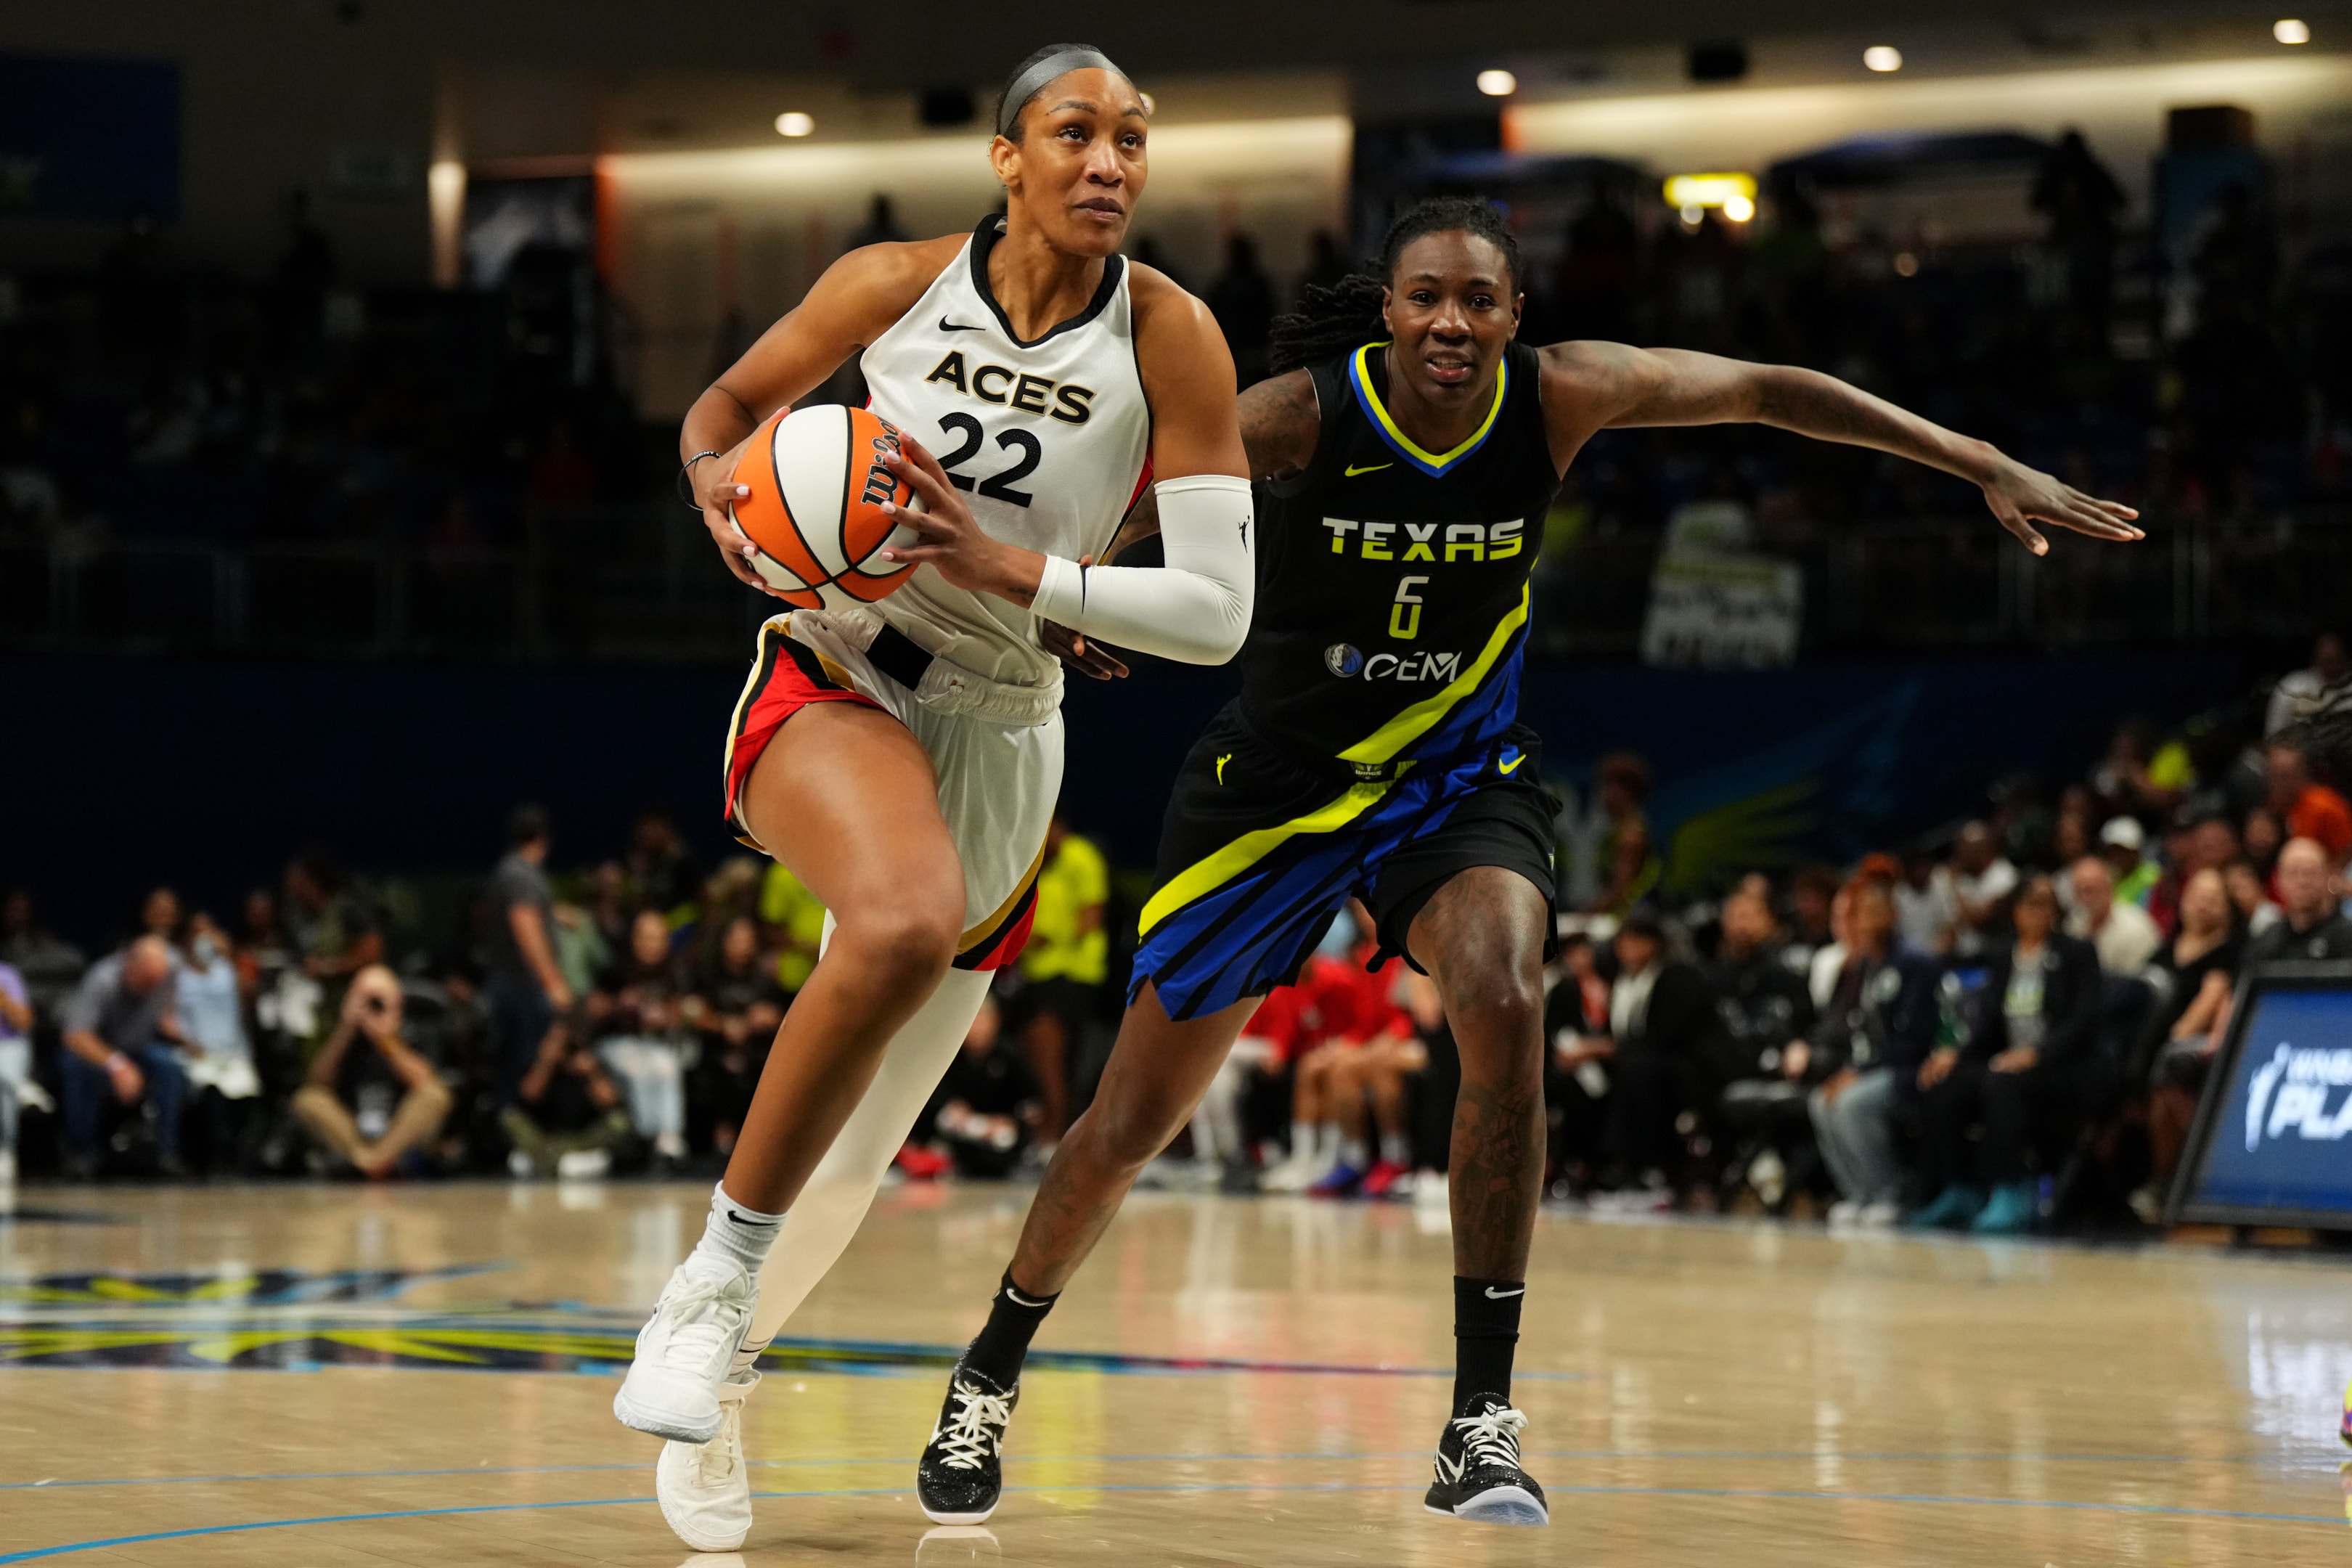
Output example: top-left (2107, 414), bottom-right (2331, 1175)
top-left (0, 1446), bottom-right (2320, 1493)
top-left (1, 1477), bottom-right (2342, 1560)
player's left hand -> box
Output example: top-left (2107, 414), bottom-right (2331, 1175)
top-left (1990, 1045), bottom-right (2038, 1074)
top-left (878, 437), bottom-right (1047, 603)
top-left (1977, 455), bottom-right (2142, 556)
top-left (1039, 558), bottom-right (1130, 679)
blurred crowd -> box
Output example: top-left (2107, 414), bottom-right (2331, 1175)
top-left (0, 199), bottom-right (648, 555)
top-left (6, 126), bottom-right (2345, 580)
top-left (0, 803), bottom-right (1114, 1190)
top-left (4, 634), bottom-right (2342, 1241)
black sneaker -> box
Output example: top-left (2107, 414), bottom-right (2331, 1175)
top-left (916, 1363), bottom-right (1019, 1524)
top-left (1423, 1393), bottom-right (1548, 1525)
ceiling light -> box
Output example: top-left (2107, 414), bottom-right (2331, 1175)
top-left (1662, 172), bottom-right (1757, 213)
top-left (1477, 69), bottom-right (1517, 97)
top-left (775, 112), bottom-right (815, 137)
top-left (2274, 18), bottom-right (2310, 44)
top-left (1863, 45), bottom-right (1903, 73)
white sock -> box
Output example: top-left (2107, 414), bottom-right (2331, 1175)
top-left (1289, 1122), bottom-right (1316, 1162)
top-left (1340, 1138), bottom-right (1369, 1171)
top-left (692, 1182), bottom-right (785, 1275)
top-left (1380, 1132), bottom-right (1410, 1167)
top-left (1319, 1124), bottom-right (1344, 1161)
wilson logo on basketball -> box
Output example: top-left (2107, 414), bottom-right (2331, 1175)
top-left (859, 424), bottom-right (907, 509)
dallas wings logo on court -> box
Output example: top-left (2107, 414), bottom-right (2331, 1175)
top-left (0, 1266), bottom-right (1464, 1379)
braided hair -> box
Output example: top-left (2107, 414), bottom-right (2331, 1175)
top-left (1267, 196), bottom-right (1523, 375)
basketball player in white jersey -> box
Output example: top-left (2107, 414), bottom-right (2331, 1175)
top-left (609, 44), bottom-right (1254, 1551)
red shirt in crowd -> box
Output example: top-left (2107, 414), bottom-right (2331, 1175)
top-left (2286, 783), bottom-right (2352, 865)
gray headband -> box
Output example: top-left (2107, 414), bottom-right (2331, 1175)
top-left (996, 47), bottom-right (1127, 136)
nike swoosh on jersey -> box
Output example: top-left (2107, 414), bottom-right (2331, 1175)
top-left (939, 316), bottom-right (985, 332)
top-left (1498, 752), bottom-right (1526, 775)
top-left (1344, 462), bottom-right (1393, 477)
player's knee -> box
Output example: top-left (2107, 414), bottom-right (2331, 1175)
top-left (1445, 957), bottom-right (1543, 1040)
top-left (840, 904), bottom-right (960, 988)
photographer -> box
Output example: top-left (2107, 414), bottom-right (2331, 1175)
top-left (292, 964), bottom-right (452, 1179)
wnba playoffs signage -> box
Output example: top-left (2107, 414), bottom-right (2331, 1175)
top-left (2174, 969), bottom-right (2352, 1229)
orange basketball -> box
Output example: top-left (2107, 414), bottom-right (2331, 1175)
top-left (729, 404), bottom-right (926, 609)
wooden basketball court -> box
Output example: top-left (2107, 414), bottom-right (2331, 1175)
top-left (1, 1181), bottom-right (2346, 1564)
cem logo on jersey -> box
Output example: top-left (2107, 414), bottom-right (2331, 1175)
top-left (925, 351), bottom-right (1096, 425)
top-left (2242, 1042), bottom-right (2352, 1152)
top-left (1324, 642), bottom-right (1463, 684)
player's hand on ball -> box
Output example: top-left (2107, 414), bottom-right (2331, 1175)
top-left (878, 438), bottom-right (1047, 603)
top-left (1977, 453), bottom-right (2142, 556)
top-left (693, 439), bottom-right (791, 600)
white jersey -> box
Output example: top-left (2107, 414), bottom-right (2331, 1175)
top-left (853, 217), bottom-right (1152, 689)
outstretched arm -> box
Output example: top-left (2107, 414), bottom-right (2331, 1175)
top-left (1540, 342), bottom-right (2142, 555)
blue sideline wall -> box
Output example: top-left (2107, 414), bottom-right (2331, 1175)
top-left (1, 652), bottom-right (2245, 950)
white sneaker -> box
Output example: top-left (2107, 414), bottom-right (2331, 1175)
top-left (1826, 1199), bottom-right (1861, 1230)
top-left (556, 1148), bottom-right (611, 1180)
top-left (657, 1372), bottom-right (757, 1550)
top-left (1259, 1156), bottom-right (1318, 1193)
top-left (1856, 1199), bottom-right (1901, 1229)
top-left (613, 1254), bottom-right (758, 1444)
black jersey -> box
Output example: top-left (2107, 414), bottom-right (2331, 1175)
top-left (1236, 340), bottom-right (1558, 775)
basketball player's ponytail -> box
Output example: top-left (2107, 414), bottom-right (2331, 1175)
top-left (1268, 271), bottom-right (1387, 375)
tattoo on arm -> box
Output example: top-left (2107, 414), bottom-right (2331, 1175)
top-left (1238, 371), bottom-right (1320, 481)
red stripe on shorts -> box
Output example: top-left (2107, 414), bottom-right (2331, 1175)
top-left (723, 626), bottom-right (883, 842)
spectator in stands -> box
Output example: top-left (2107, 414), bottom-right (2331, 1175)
top-left (174, 910), bottom-right (261, 1169)
top-left (503, 1014), bottom-right (633, 1179)
top-left (57, 935), bottom-right (192, 1178)
top-left (1019, 811), bottom-right (1110, 1142)
top-left (2097, 817), bottom-right (2158, 907)
top-left (2265, 630), bottom-right (2348, 738)
top-left (1299, 924), bottom-right (1418, 1198)
top-left (292, 963), bottom-right (450, 1179)
top-left (1320, 969), bottom-right (1434, 1199)
top-left (2222, 858), bottom-right (2282, 936)
top-left (1781, 863), bottom-right (1842, 977)
top-left (2066, 856), bottom-right (2161, 977)
top-left (1204, 232), bottom-right (1275, 388)
top-left (0, 954), bottom-right (37, 1185)
top-left (2240, 837), bottom-right (2352, 966)
top-left (1188, 979), bottom-right (1292, 1187)
top-left (1592, 913), bottom-right (1719, 1204)
top-left (1911, 874), bottom-right (2106, 1235)
top-left (685, 914), bottom-right (785, 1159)
top-left (757, 859), bottom-right (825, 998)
top-left (1950, 822), bottom-right (2020, 955)
top-left (2265, 743), bottom-right (2352, 868)
top-left (2136, 867), bottom-right (2245, 1215)
top-left (0, 889), bottom-right (86, 1023)
top-left (1710, 886), bottom-right (1818, 1210)
top-left (282, 849), bottom-right (383, 1035)
top-left (624, 807), bottom-right (702, 919)
top-left (1588, 753), bottom-right (1659, 915)
top-left (1805, 878), bottom-right (1941, 1228)
top-left (2093, 720), bottom-right (2192, 822)
top-left (2242, 806), bottom-right (2286, 880)
top-left (590, 908), bottom-right (692, 1170)
top-left (1262, 907), bottom-right (1387, 1192)
top-left (136, 886), bottom-right (181, 942)
top-left (484, 804), bottom-right (572, 1103)
top-left (1543, 929), bottom-right (1614, 1193)
top-left (1893, 847), bottom-right (1958, 955)
top-left (923, 995), bottom-right (1042, 1179)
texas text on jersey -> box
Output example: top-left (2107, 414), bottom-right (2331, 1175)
top-left (1237, 339), bottom-right (1557, 776)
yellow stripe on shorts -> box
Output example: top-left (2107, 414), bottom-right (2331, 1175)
top-left (1137, 780), bottom-right (1393, 936)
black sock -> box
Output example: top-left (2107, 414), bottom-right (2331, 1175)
top-left (963, 1270), bottom-right (1058, 1389)
top-left (1453, 1275), bottom-right (1524, 1410)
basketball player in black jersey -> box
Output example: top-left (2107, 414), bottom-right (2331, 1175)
top-left (912, 197), bottom-right (2141, 1528)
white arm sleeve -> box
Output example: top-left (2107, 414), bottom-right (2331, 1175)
top-left (1029, 473), bottom-right (1254, 666)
